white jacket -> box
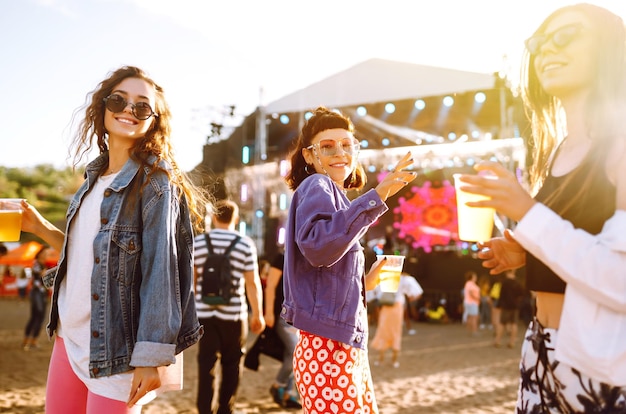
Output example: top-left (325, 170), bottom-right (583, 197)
top-left (515, 203), bottom-right (626, 386)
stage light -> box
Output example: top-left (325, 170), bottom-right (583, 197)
top-left (239, 222), bottom-right (247, 235)
top-left (382, 137), bottom-right (390, 146)
top-left (447, 132), bottom-right (457, 141)
top-left (279, 160), bottom-right (289, 177)
top-left (368, 165), bottom-right (376, 173)
top-left (414, 99), bottom-right (426, 110)
top-left (360, 140), bottom-right (369, 148)
top-left (385, 103), bottom-right (396, 114)
top-left (242, 146), bottom-right (250, 164)
top-left (443, 96), bottom-right (454, 107)
top-left (471, 130), bottom-right (480, 139)
top-left (304, 111), bottom-right (313, 120)
top-left (278, 227), bottom-right (286, 245)
top-left (356, 106), bottom-right (367, 116)
top-left (241, 184), bottom-right (248, 202)
top-left (280, 114), bottom-right (290, 124)
top-left (474, 92), bottom-right (486, 103)
top-left (279, 193), bottom-right (288, 210)
top-left (255, 209), bottom-right (264, 218)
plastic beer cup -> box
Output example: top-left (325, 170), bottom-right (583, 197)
top-left (0, 199), bottom-right (23, 242)
top-left (453, 174), bottom-right (495, 242)
top-left (376, 255), bottom-right (405, 292)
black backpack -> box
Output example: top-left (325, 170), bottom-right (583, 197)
top-left (201, 234), bottom-right (241, 305)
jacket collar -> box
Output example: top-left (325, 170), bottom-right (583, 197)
top-left (85, 152), bottom-right (157, 191)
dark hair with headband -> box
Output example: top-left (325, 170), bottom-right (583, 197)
top-left (285, 106), bottom-right (366, 191)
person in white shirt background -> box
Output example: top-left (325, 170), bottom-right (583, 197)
top-left (370, 273), bottom-right (423, 368)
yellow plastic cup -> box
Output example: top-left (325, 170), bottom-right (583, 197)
top-left (376, 255), bottom-right (405, 292)
top-left (0, 198), bottom-right (23, 242)
top-left (453, 174), bottom-right (495, 242)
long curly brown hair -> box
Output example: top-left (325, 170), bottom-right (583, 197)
top-left (285, 106), bottom-right (366, 191)
top-left (70, 66), bottom-right (210, 231)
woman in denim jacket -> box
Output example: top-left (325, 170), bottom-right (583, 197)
top-left (282, 107), bottom-right (416, 413)
top-left (16, 66), bottom-right (207, 413)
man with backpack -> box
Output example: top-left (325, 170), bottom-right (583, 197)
top-left (193, 200), bottom-right (265, 414)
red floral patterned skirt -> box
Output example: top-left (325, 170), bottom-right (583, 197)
top-left (293, 330), bottom-right (378, 414)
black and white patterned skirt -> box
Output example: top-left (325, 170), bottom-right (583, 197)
top-left (517, 318), bottom-right (626, 413)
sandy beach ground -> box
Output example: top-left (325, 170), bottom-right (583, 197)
top-left (0, 297), bottom-right (520, 413)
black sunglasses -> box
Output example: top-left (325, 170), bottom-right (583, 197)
top-left (103, 94), bottom-right (157, 121)
top-left (525, 23), bottom-right (584, 55)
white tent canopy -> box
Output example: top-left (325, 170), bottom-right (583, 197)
top-left (265, 58), bottom-right (496, 114)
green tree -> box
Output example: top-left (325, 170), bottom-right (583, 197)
top-left (0, 164), bottom-right (83, 242)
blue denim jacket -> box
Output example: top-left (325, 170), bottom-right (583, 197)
top-left (44, 153), bottom-right (203, 378)
top-left (281, 174), bottom-right (388, 349)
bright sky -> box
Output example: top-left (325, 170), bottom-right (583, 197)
top-left (1, 0), bottom-right (625, 172)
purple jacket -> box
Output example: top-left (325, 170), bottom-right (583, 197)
top-left (281, 174), bottom-right (388, 349)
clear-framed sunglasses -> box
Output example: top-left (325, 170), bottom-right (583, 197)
top-left (306, 138), bottom-right (361, 157)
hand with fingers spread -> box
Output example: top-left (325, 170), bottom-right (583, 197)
top-left (477, 229), bottom-right (526, 275)
top-left (455, 161), bottom-right (536, 222)
top-left (375, 152), bottom-right (417, 201)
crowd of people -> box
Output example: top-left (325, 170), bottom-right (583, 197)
top-left (3, 3), bottom-right (626, 413)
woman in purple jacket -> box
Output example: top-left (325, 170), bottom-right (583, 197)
top-left (282, 106), bottom-right (415, 413)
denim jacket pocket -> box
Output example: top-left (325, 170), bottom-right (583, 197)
top-left (312, 245), bottom-right (362, 323)
top-left (110, 231), bottom-right (142, 286)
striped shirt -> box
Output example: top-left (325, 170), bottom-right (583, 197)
top-left (193, 229), bottom-right (258, 321)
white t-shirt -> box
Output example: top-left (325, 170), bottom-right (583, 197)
top-left (375, 275), bottom-right (423, 306)
top-left (58, 172), bottom-right (138, 402)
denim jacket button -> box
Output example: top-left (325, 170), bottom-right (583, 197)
top-left (101, 218), bottom-right (108, 224)
top-left (92, 331), bottom-right (100, 338)
top-left (355, 335), bottom-right (362, 343)
top-left (92, 293), bottom-right (99, 300)
top-left (104, 189), bottom-right (112, 197)
top-left (368, 200), bottom-right (376, 207)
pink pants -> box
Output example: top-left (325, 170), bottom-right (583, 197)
top-left (46, 336), bottom-right (142, 414)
